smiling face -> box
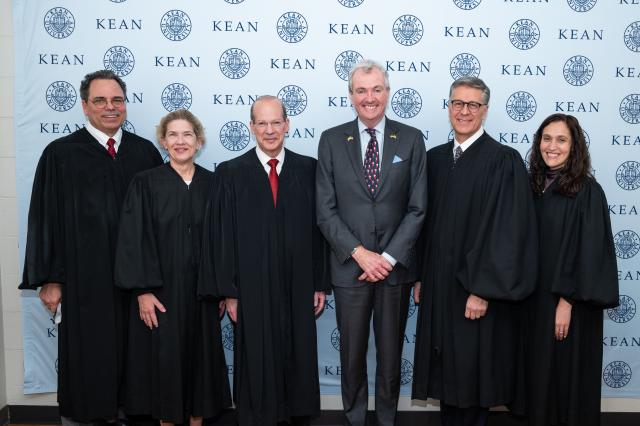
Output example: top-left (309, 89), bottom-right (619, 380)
top-left (81, 79), bottom-right (126, 137)
top-left (448, 85), bottom-right (488, 143)
top-left (250, 98), bottom-right (289, 158)
top-left (540, 120), bottom-right (572, 170)
top-left (349, 68), bottom-right (389, 129)
top-left (161, 119), bottom-right (201, 166)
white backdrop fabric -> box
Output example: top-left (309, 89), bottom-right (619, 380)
top-left (14, 0), bottom-right (640, 399)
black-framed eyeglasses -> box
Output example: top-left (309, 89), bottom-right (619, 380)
top-left (449, 99), bottom-right (486, 113)
top-left (90, 97), bottom-right (125, 108)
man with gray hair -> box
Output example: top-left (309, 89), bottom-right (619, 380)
top-left (316, 60), bottom-right (427, 425)
top-left (412, 76), bottom-right (536, 426)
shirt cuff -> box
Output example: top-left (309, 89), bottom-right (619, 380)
top-left (381, 252), bottom-right (397, 267)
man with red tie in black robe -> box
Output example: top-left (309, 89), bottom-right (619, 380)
top-left (20, 70), bottom-right (162, 424)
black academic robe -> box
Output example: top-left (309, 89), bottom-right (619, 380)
top-left (524, 177), bottom-right (618, 426)
top-left (20, 128), bottom-right (162, 422)
top-left (199, 149), bottom-right (330, 426)
top-left (412, 133), bottom-right (537, 408)
top-left (114, 164), bottom-right (231, 423)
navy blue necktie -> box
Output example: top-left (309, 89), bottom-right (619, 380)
top-left (363, 128), bottom-right (380, 195)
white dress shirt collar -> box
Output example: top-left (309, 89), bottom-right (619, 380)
top-left (85, 121), bottom-right (123, 153)
top-left (454, 126), bottom-right (484, 153)
top-left (255, 146), bottom-right (285, 175)
top-left (357, 116), bottom-right (386, 139)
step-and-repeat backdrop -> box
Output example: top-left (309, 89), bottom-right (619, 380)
top-left (14, 0), bottom-right (640, 399)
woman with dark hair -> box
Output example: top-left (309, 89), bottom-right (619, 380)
top-left (115, 109), bottom-right (231, 425)
top-left (525, 113), bottom-right (619, 426)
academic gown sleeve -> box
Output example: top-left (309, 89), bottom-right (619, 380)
top-left (20, 147), bottom-right (66, 289)
top-left (114, 173), bottom-right (164, 290)
top-left (197, 163), bottom-right (238, 299)
top-left (456, 148), bottom-right (538, 301)
top-left (551, 180), bottom-right (619, 308)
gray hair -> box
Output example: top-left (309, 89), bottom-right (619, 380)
top-left (250, 95), bottom-right (288, 122)
top-left (348, 59), bottom-right (390, 93)
top-left (449, 76), bottom-right (490, 105)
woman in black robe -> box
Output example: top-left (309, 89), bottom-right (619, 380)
top-left (525, 113), bottom-right (619, 426)
top-left (115, 109), bottom-right (231, 425)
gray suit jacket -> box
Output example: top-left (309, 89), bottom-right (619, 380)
top-left (316, 117), bottom-right (427, 287)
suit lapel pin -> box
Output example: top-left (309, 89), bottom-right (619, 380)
top-left (346, 135), bottom-right (354, 143)
top-left (390, 133), bottom-right (397, 141)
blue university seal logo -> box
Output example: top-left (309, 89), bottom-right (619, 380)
top-left (509, 19), bottom-right (540, 50)
top-left (220, 121), bottom-right (250, 152)
top-left (506, 91), bottom-right (537, 122)
top-left (603, 361), bottom-right (632, 389)
top-left (453, 0), bottom-right (482, 10)
top-left (219, 48), bottom-right (250, 79)
top-left (567, 0), bottom-right (597, 12)
top-left (392, 15), bottom-right (424, 46)
top-left (616, 161), bottom-right (640, 191)
top-left (221, 323), bottom-right (234, 351)
top-left (160, 10), bottom-right (192, 41)
top-left (277, 12), bottom-right (308, 43)
top-left (563, 55), bottom-right (594, 86)
top-left (335, 50), bottom-right (363, 81)
top-left (624, 22), bottom-right (640, 52)
top-left (619, 94), bottom-right (640, 124)
top-left (161, 83), bottom-right (192, 112)
top-left (43, 7), bottom-right (75, 39)
top-left (450, 53), bottom-right (481, 80)
top-left (103, 46), bottom-right (135, 77)
top-left (400, 358), bottom-right (413, 385)
top-left (330, 328), bottom-right (342, 351)
top-left (607, 295), bottom-right (636, 324)
top-left (614, 230), bottom-right (640, 259)
top-left (121, 120), bottom-right (135, 133)
top-left (45, 81), bottom-right (76, 112)
top-left (277, 85), bottom-right (307, 117)
top-left (338, 0), bottom-right (365, 7)
top-left (391, 88), bottom-right (422, 119)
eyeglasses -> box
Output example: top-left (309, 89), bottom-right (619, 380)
top-left (449, 99), bottom-right (486, 113)
top-left (254, 120), bottom-right (286, 130)
top-left (90, 97), bottom-right (125, 108)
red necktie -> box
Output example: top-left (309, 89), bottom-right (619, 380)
top-left (107, 138), bottom-right (117, 159)
top-left (268, 158), bottom-right (279, 206)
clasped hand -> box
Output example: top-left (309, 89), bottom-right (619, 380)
top-left (353, 246), bottom-right (393, 282)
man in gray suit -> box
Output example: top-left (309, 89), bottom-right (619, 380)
top-left (316, 60), bottom-right (427, 426)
